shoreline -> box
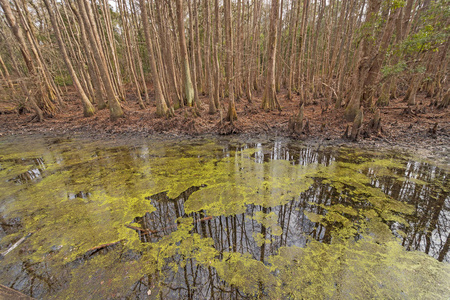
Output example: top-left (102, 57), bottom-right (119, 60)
top-left (1, 125), bottom-right (448, 171)
top-left (1, 92), bottom-right (448, 167)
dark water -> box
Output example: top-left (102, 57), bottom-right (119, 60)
top-left (0, 136), bottom-right (449, 299)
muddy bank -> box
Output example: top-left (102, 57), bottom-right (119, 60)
top-left (1, 90), bottom-right (448, 166)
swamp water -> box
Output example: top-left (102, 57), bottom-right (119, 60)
top-left (0, 136), bottom-right (449, 299)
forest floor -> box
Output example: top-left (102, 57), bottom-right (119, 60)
top-left (0, 88), bottom-right (449, 166)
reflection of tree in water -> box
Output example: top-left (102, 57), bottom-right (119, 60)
top-left (130, 185), bottom-right (205, 243)
top-left (6, 157), bottom-right (46, 184)
top-left (124, 146), bottom-right (448, 298)
top-left (382, 161), bottom-right (449, 261)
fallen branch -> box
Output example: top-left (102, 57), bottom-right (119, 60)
top-left (0, 283), bottom-right (33, 299)
top-left (84, 240), bottom-right (125, 257)
top-left (321, 82), bottom-right (338, 100)
top-left (0, 232), bottom-right (33, 259)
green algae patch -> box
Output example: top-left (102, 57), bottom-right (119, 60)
top-left (54, 245), bottom-right (146, 299)
top-left (184, 158), bottom-right (317, 215)
top-left (16, 192), bottom-right (157, 264)
top-left (268, 238), bottom-right (450, 299)
top-left (212, 251), bottom-right (277, 296)
top-left (252, 211), bottom-right (282, 236)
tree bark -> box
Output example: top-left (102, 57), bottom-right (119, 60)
top-left (118, 0), bottom-right (145, 109)
top-left (287, 0), bottom-right (300, 100)
top-left (154, 0), bottom-right (182, 108)
top-left (193, 0), bottom-right (203, 94)
top-left (188, 0), bottom-right (201, 108)
top-left (204, 0), bottom-right (217, 113)
top-left (69, 1), bottom-right (107, 109)
top-left (2, 31), bottom-right (43, 121)
top-left (362, 8), bottom-right (401, 101)
top-left (224, 0), bottom-right (237, 122)
top-left (213, 0), bottom-right (221, 109)
top-left (261, 0), bottom-right (281, 111)
top-left (43, 0), bottom-right (95, 117)
top-left (139, 0), bottom-right (171, 117)
top-left (76, 0), bottom-right (123, 120)
top-left (176, 0), bottom-right (195, 107)
top-left (1, 0), bottom-right (58, 116)
top-left (344, 0), bottom-right (382, 121)
top-left (0, 0), bottom-right (33, 73)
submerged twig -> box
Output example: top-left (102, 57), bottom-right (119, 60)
top-left (84, 240), bottom-right (125, 257)
top-left (0, 232), bottom-right (33, 259)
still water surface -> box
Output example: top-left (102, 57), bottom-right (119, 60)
top-left (0, 136), bottom-right (449, 299)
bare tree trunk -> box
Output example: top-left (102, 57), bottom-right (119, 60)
top-left (155, 0), bottom-right (182, 108)
top-left (176, 0), bottom-right (195, 107)
top-left (0, 0), bottom-right (58, 117)
top-left (139, 0), bottom-right (171, 117)
top-left (1, 31), bottom-right (43, 120)
top-left (98, 0), bottom-right (125, 100)
top-left (76, 0), bottom-right (123, 120)
top-left (405, 74), bottom-right (420, 106)
top-left (166, 0), bottom-right (185, 107)
top-left (43, 0), bottom-right (95, 117)
top-left (362, 7), bottom-right (401, 102)
top-left (193, 0), bottom-right (203, 94)
top-left (69, 1), bottom-right (107, 109)
top-left (19, 0), bottom-right (63, 109)
top-left (275, 0), bottom-right (283, 92)
top-left (0, 52), bottom-right (13, 89)
top-left (128, 0), bottom-right (150, 103)
top-left (224, 0), bottom-right (237, 122)
top-left (244, 0), bottom-right (252, 102)
top-left (287, 0), bottom-right (300, 100)
top-left (0, 0), bottom-right (33, 73)
top-left (213, 0), bottom-right (221, 109)
top-left (261, 0), bottom-right (281, 111)
top-left (118, 0), bottom-right (145, 109)
top-left (59, 2), bottom-right (95, 101)
top-left (188, 0), bottom-right (201, 108)
top-left (84, 0), bottom-right (121, 100)
top-left (296, 0), bottom-right (309, 96)
top-left (344, 0), bottom-right (382, 121)
top-left (402, 0), bottom-right (415, 38)
top-left (250, 0), bottom-right (261, 92)
top-left (204, 0), bottom-right (217, 114)
top-left (148, 6), bottom-right (173, 111)
top-left (235, 0), bottom-right (243, 99)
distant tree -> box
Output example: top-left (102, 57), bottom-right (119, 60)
top-left (261, 0), bottom-right (281, 111)
top-left (176, 0), bottom-right (195, 107)
top-left (139, 0), bottom-right (171, 117)
top-left (42, 0), bottom-right (95, 117)
top-left (224, 0), bottom-right (237, 122)
top-left (75, 0), bottom-right (123, 120)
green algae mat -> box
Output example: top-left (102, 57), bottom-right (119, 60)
top-left (0, 136), bottom-right (449, 299)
